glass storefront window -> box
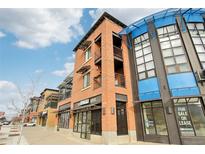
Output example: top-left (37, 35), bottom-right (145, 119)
top-left (142, 101), bottom-right (168, 136)
top-left (188, 98), bottom-right (205, 136)
top-left (58, 112), bottom-right (69, 129)
top-left (157, 25), bottom-right (191, 74)
top-left (134, 33), bottom-right (156, 80)
top-left (174, 97), bottom-right (205, 137)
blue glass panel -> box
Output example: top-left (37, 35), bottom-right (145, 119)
top-left (138, 77), bottom-right (161, 101)
top-left (167, 72), bottom-right (200, 97)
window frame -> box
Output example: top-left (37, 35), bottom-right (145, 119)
top-left (84, 47), bottom-right (91, 62)
top-left (133, 33), bottom-right (157, 80)
top-left (157, 24), bottom-right (191, 74)
top-left (173, 97), bottom-right (205, 137)
top-left (83, 71), bottom-right (90, 88)
top-left (187, 22), bottom-right (205, 69)
top-left (141, 100), bottom-right (168, 136)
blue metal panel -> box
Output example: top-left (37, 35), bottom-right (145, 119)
top-left (131, 24), bottom-right (148, 38)
top-left (119, 8), bottom-right (205, 36)
top-left (167, 72), bottom-right (200, 97)
top-left (154, 16), bottom-right (176, 28)
top-left (184, 14), bottom-right (204, 22)
top-left (138, 77), bottom-right (161, 101)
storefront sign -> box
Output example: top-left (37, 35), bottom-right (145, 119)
top-left (79, 99), bottom-right (89, 106)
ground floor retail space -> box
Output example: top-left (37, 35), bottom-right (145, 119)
top-left (136, 96), bottom-right (205, 144)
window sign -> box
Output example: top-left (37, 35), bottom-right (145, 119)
top-left (175, 105), bottom-right (195, 136)
top-left (79, 99), bottom-right (90, 106)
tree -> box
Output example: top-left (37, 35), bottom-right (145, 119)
top-left (7, 73), bottom-right (42, 144)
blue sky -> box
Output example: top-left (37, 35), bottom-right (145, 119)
top-left (0, 8), bottom-right (162, 116)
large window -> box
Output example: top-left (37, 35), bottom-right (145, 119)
top-left (73, 110), bottom-right (102, 136)
top-left (116, 101), bottom-right (128, 135)
top-left (142, 101), bottom-right (168, 135)
top-left (173, 97), bottom-right (205, 136)
top-left (187, 23), bottom-right (205, 68)
top-left (157, 25), bottom-right (191, 74)
top-left (134, 33), bottom-right (156, 80)
top-left (83, 72), bottom-right (90, 88)
top-left (85, 47), bottom-right (91, 62)
top-left (58, 112), bottom-right (69, 129)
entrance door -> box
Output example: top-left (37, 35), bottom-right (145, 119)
top-left (116, 101), bottom-right (128, 135)
top-left (80, 111), bottom-right (91, 139)
top-left (141, 101), bottom-right (169, 143)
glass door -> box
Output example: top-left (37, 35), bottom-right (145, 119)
top-left (80, 111), bottom-right (91, 139)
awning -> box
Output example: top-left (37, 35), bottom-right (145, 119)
top-left (76, 65), bottom-right (91, 74)
top-left (42, 111), bottom-right (47, 117)
top-left (78, 40), bottom-right (92, 50)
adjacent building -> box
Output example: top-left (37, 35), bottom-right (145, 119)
top-left (120, 8), bottom-right (205, 144)
top-left (24, 96), bottom-right (41, 123)
top-left (37, 88), bottom-right (59, 129)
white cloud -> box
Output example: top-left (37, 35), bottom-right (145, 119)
top-left (0, 81), bottom-right (21, 115)
top-left (89, 8), bottom-right (164, 25)
top-left (0, 31), bottom-right (6, 38)
top-left (0, 8), bottom-right (84, 49)
top-left (52, 62), bottom-right (74, 77)
top-left (0, 80), bottom-right (16, 90)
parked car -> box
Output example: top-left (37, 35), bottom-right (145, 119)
top-left (23, 122), bottom-right (36, 127)
top-left (3, 121), bottom-right (10, 125)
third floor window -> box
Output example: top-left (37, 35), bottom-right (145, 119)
top-left (187, 23), bottom-right (205, 69)
top-left (85, 47), bottom-right (91, 62)
top-left (134, 33), bottom-right (156, 80)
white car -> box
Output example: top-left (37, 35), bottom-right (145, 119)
top-left (24, 123), bottom-right (36, 127)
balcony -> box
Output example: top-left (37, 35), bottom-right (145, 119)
top-left (94, 47), bottom-right (101, 64)
top-left (113, 46), bottom-right (123, 61)
top-left (94, 75), bottom-right (102, 89)
top-left (115, 73), bottom-right (125, 88)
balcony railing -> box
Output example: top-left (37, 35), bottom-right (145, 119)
top-left (113, 46), bottom-right (123, 60)
top-left (115, 73), bottom-right (125, 88)
top-left (94, 47), bottom-right (101, 63)
top-left (58, 91), bottom-right (71, 101)
top-left (94, 75), bottom-right (102, 89)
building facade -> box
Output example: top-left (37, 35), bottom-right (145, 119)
top-left (25, 96), bottom-right (41, 123)
top-left (120, 8), bottom-right (205, 144)
top-left (55, 12), bottom-right (136, 144)
top-left (37, 88), bottom-right (59, 129)
top-left (50, 8), bottom-right (205, 145)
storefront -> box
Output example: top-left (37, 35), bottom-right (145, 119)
top-left (41, 111), bottom-right (47, 127)
top-left (58, 103), bottom-right (71, 129)
top-left (73, 95), bottom-right (102, 140)
top-left (140, 97), bottom-right (205, 144)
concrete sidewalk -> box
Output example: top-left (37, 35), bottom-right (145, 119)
top-left (0, 125), bottom-right (28, 145)
top-left (22, 126), bottom-right (93, 145)
top-left (22, 126), bottom-right (163, 145)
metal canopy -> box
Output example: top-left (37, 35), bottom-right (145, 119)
top-left (76, 65), bottom-right (91, 74)
top-left (119, 8), bottom-right (205, 37)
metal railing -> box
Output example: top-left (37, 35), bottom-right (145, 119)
top-left (115, 73), bottom-right (125, 88)
top-left (94, 75), bottom-right (102, 89)
top-left (113, 46), bottom-right (123, 59)
top-left (94, 47), bottom-right (101, 62)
